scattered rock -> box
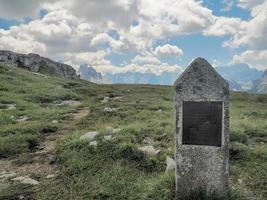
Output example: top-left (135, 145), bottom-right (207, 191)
top-left (111, 128), bottom-right (121, 134)
top-left (80, 131), bottom-right (98, 140)
top-left (138, 145), bottom-right (161, 156)
top-left (165, 156), bottom-right (175, 173)
top-left (16, 115), bottom-right (29, 122)
top-left (104, 135), bottom-right (112, 141)
top-left (143, 137), bottom-right (153, 145)
top-left (101, 97), bottom-right (110, 103)
top-left (46, 174), bottom-right (56, 179)
top-left (7, 104), bottom-right (16, 110)
top-left (32, 72), bottom-right (48, 79)
top-left (155, 109), bottom-right (163, 113)
top-left (48, 155), bottom-right (58, 165)
top-left (51, 120), bottom-right (59, 124)
top-left (104, 107), bottom-right (117, 113)
top-left (0, 171), bottom-right (16, 179)
top-left (89, 141), bottom-right (98, 146)
top-left (0, 50), bottom-right (78, 79)
top-left (12, 176), bottom-right (39, 185)
top-left (55, 100), bottom-right (81, 106)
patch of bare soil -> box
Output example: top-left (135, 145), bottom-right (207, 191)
top-left (71, 108), bottom-right (89, 120)
top-left (0, 107), bottom-right (89, 194)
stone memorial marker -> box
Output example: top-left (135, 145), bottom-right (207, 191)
top-left (174, 58), bottom-right (229, 198)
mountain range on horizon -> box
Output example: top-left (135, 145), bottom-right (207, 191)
top-left (0, 50), bottom-right (266, 93)
top-left (78, 62), bottom-right (266, 93)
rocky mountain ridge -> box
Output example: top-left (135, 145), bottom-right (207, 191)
top-left (252, 69), bottom-right (267, 93)
top-left (78, 64), bottom-right (103, 83)
top-left (0, 50), bottom-right (78, 79)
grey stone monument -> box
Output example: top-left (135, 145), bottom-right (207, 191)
top-left (174, 58), bottom-right (229, 198)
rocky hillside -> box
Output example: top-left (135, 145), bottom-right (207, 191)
top-left (253, 69), bottom-right (267, 93)
top-left (78, 64), bottom-right (103, 83)
top-left (0, 50), bottom-right (78, 79)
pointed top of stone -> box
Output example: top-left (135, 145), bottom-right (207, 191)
top-left (175, 57), bottom-right (228, 88)
top-left (174, 57), bottom-right (229, 99)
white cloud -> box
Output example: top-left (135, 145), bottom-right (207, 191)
top-left (0, 0), bottom-right (40, 19)
top-left (93, 62), bottom-right (183, 76)
top-left (204, 17), bottom-right (246, 36)
top-left (221, 0), bottom-right (234, 12)
top-left (132, 54), bottom-right (161, 64)
top-left (154, 44), bottom-right (183, 57)
top-left (223, 0), bottom-right (267, 49)
top-left (237, 0), bottom-right (266, 9)
top-left (231, 50), bottom-right (267, 70)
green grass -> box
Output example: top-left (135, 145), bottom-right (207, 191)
top-left (0, 63), bottom-right (266, 199)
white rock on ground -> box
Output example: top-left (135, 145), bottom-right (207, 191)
top-left (104, 135), bottom-right (112, 141)
top-left (51, 120), bottom-right (59, 124)
top-left (46, 174), bottom-right (56, 179)
top-left (165, 156), bottom-right (175, 173)
top-left (104, 107), bottom-right (117, 113)
top-left (138, 145), bottom-right (161, 156)
top-left (0, 172), bottom-right (16, 179)
top-left (16, 115), bottom-right (29, 122)
top-left (80, 131), bottom-right (98, 140)
top-left (55, 100), bottom-right (81, 106)
top-left (101, 97), bottom-right (110, 103)
top-left (12, 176), bottom-right (39, 185)
top-left (112, 128), bottom-right (121, 134)
top-left (143, 137), bottom-right (153, 145)
top-left (89, 141), bottom-right (97, 146)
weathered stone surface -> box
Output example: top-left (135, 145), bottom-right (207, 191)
top-left (138, 145), bottom-right (160, 155)
top-left (0, 50), bottom-right (78, 79)
top-left (80, 131), bottom-right (98, 140)
top-left (104, 135), bottom-right (112, 141)
top-left (174, 57), bottom-right (229, 198)
top-left (165, 156), bottom-right (175, 173)
top-left (89, 141), bottom-right (98, 146)
top-left (12, 176), bottom-right (39, 185)
top-left (104, 107), bottom-right (117, 113)
top-left (78, 64), bottom-right (103, 83)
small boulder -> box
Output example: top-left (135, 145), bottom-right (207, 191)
top-left (51, 120), bottom-right (59, 124)
top-left (165, 156), bottom-right (175, 173)
top-left (46, 174), bottom-right (56, 179)
top-left (104, 135), bottom-right (112, 141)
top-left (89, 141), bottom-right (97, 146)
top-left (12, 176), bottom-right (39, 185)
top-left (80, 131), bottom-right (98, 140)
top-left (138, 145), bottom-right (161, 156)
top-left (112, 128), bottom-right (121, 134)
top-left (104, 107), bottom-right (117, 113)
top-left (101, 97), bottom-right (110, 103)
top-left (143, 137), bottom-right (153, 145)
top-left (16, 115), bottom-right (29, 122)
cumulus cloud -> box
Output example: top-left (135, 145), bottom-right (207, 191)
top-left (93, 63), bottom-right (183, 76)
top-left (232, 50), bottom-right (267, 70)
top-left (0, 0), bottom-right (41, 20)
top-left (132, 54), bottom-right (161, 64)
top-left (154, 44), bottom-right (183, 57)
top-left (1, 0), bottom-right (266, 74)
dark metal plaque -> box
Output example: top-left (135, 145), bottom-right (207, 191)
top-left (182, 101), bottom-right (222, 146)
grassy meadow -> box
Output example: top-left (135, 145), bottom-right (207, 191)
top-left (0, 64), bottom-right (266, 200)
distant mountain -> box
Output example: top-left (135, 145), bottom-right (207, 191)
top-left (104, 71), bottom-right (181, 85)
top-left (0, 50), bottom-right (78, 79)
top-left (215, 64), bottom-right (262, 83)
top-left (227, 79), bottom-right (243, 91)
top-left (252, 69), bottom-right (267, 93)
top-left (78, 64), bottom-right (104, 83)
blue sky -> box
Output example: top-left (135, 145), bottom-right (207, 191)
top-left (0, 0), bottom-right (266, 74)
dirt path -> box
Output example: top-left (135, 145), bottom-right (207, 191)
top-left (0, 107), bottom-right (89, 193)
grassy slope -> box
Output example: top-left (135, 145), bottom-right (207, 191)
top-left (0, 64), bottom-right (266, 200)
